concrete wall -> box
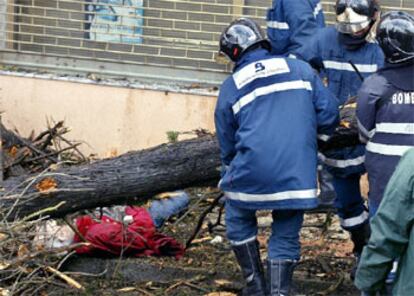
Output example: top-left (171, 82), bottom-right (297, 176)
top-left (0, 74), bottom-right (217, 157)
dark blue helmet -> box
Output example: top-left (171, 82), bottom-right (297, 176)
top-left (219, 18), bottom-right (271, 62)
top-left (376, 11), bottom-right (414, 64)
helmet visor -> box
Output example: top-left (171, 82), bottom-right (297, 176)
top-left (336, 7), bottom-right (371, 34)
top-left (336, 0), bottom-right (372, 16)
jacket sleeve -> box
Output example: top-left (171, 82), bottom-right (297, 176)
top-left (294, 29), bottom-right (324, 73)
top-left (284, 1), bottom-right (323, 56)
top-left (356, 79), bottom-right (378, 143)
top-left (311, 72), bottom-right (339, 141)
top-left (355, 150), bottom-right (414, 292)
top-left (376, 48), bottom-right (385, 69)
top-left (214, 81), bottom-right (238, 170)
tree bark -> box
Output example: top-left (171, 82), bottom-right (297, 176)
top-left (0, 122), bottom-right (25, 149)
top-left (1, 136), bottom-right (221, 220)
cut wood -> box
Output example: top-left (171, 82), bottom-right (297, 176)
top-left (1, 136), bottom-right (221, 220)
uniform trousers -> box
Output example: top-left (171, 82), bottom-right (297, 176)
top-left (225, 201), bottom-right (304, 260)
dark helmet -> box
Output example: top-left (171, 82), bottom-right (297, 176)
top-left (376, 11), bottom-right (414, 64)
top-left (219, 18), bottom-right (271, 62)
top-left (335, 0), bottom-right (380, 35)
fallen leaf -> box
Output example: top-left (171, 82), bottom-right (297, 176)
top-left (214, 279), bottom-right (233, 286)
top-left (0, 261), bottom-right (10, 271)
top-left (8, 146), bottom-right (18, 157)
top-left (17, 244), bottom-right (30, 258)
top-left (36, 178), bottom-right (58, 192)
top-left (0, 288), bottom-right (10, 296)
top-left (48, 164), bottom-right (59, 171)
top-left (0, 233), bottom-right (6, 241)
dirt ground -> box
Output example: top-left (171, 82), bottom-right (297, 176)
top-left (43, 187), bottom-right (363, 296)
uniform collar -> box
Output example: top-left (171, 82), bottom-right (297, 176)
top-left (380, 62), bottom-right (414, 91)
top-left (337, 32), bottom-right (368, 51)
top-left (233, 49), bottom-right (272, 72)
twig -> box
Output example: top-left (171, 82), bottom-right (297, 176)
top-left (63, 269), bottom-right (108, 278)
top-left (182, 281), bottom-right (209, 292)
top-left (172, 192), bottom-right (207, 226)
top-left (56, 250), bottom-right (77, 270)
top-left (164, 280), bottom-right (185, 294)
top-left (24, 144), bottom-right (81, 163)
top-left (39, 121), bottom-right (64, 150)
top-left (316, 272), bottom-right (345, 296)
top-left (4, 166), bottom-right (54, 220)
top-left (316, 256), bottom-right (333, 273)
top-left (14, 134), bottom-right (57, 163)
top-left (208, 202), bottom-right (225, 233)
top-left (185, 193), bottom-right (223, 249)
top-left (135, 287), bottom-right (155, 296)
top-left (112, 221), bottom-right (128, 279)
top-left (33, 121), bottom-right (63, 142)
top-left (63, 216), bottom-right (87, 242)
top-left (45, 266), bottom-right (84, 290)
top-left (7, 242), bottom-right (89, 268)
top-left (55, 134), bottom-right (87, 163)
top-left (17, 201), bottom-right (66, 225)
top-left (27, 283), bottom-right (47, 296)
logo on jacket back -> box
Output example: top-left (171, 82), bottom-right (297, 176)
top-left (392, 92), bottom-right (414, 105)
top-left (233, 58), bottom-right (290, 89)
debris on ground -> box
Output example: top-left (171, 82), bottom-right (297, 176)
top-left (0, 122), bottom-right (361, 295)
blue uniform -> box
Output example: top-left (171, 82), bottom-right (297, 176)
top-left (357, 62), bottom-right (414, 216)
top-left (297, 27), bottom-right (385, 230)
top-left (215, 49), bottom-right (339, 210)
top-left (267, 0), bottom-right (325, 56)
top-left (215, 48), bottom-right (339, 259)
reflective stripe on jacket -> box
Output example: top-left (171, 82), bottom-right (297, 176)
top-left (357, 62), bottom-right (414, 208)
top-left (297, 26), bottom-right (385, 177)
top-left (267, 0), bottom-right (325, 56)
top-left (215, 49), bottom-right (339, 210)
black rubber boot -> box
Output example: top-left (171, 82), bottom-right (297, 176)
top-left (350, 222), bottom-right (371, 280)
top-left (317, 167), bottom-right (336, 210)
top-left (267, 259), bottom-right (297, 296)
top-left (232, 239), bottom-right (267, 296)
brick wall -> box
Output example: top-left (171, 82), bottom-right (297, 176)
top-left (4, 0), bottom-right (414, 78)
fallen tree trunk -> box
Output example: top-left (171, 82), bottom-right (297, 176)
top-left (0, 122), bottom-right (27, 149)
top-left (1, 136), bottom-right (221, 220)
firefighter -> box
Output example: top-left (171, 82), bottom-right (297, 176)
top-left (356, 11), bottom-right (414, 294)
top-left (357, 10), bottom-right (414, 216)
top-left (215, 18), bottom-right (339, 295)
top-left (295, 0), bottom-right (385, 279)
top-left (266, 0), bottom-right (325, 56)
top-left (266, 0), bottom-right (335, 212)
